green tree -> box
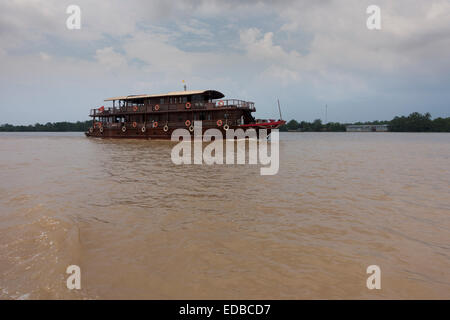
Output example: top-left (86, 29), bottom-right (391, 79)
top-left (286, 119), bottom-right (300, 131)
top-left (432, 117), bottom-right (450, 132)
top-left (312, 119), bottom-right (323, 131)
top-left (389, 112), bottom-right (434, 132)
top-left (0, 121), bottom-right (92, 132)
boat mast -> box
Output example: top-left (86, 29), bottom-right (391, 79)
top-left (277, 99), bottom-right (283, 120)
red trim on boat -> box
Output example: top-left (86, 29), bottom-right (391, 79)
top-left (239, 120), bottom-right (285, 128)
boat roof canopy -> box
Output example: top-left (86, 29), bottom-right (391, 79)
top-left (104, 90), bottom-right (224, 101)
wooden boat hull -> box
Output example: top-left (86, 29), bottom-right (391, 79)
top-left (85, 125), bottom-right (278, 139)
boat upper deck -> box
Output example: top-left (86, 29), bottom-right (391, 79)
top-left (90, 89), bottom-right (255, 117)
top-left (90, 99), bottom-right (255, 117)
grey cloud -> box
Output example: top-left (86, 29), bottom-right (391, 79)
top-left (0, 0), bottom-right (449, 124)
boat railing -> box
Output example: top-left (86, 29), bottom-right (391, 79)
top-left (212, 99), bottom-right (255, 110)
top-left (89, 100), bottom-right (255, 116)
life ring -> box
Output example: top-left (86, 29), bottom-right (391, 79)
top-left (223, 124), bottom-right (229, 131)
top-left (185, 120), bottom-right (191, 127)
top-left (218, 100), bottom-right (224, 106)
top-left (163, 124), bottom-right (169, 132)
top-left (216, 119), bottom-right (223, 127)
top-left (89, 127), bottom-right (93, 133)
top-left (185, 102), bottom-right (191, 109)
top-left (189, 125), bottom-right (194, 132)
top-left (122, 126), bottom-right (126, 132)
top-left (96, 122), bottom-right (102, 128)
top-left (154, 104), bottom-right (160, 111)
top-left (100, 127), bottom-right (104, 133)
top-left (132, 122), bottom-right (137, 128)
top-left (141, 126), bottom-right (146, 133)
top-left (153, 121), bottom-right (158, 128)
top-left (133, 106), bottom-right (138, 112)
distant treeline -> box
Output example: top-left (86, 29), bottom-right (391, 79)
top-left (279, 112), bottom-right (450, 132)
top-left (0, 121), bottom-right (92, 132)
top-left (1, 112), bottom-right (449, 132)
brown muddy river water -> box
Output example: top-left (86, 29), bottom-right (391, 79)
top-left (0, 132), bottom-right (449, 299)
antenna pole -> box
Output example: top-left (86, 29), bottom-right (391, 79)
top-left (277, 99), bottom-right (283, 120)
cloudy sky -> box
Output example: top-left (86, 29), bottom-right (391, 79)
top-left (1, 0), bottom-right (449, 124)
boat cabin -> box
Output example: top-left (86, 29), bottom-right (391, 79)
top-left (89, 90), bottom-right (256, 128)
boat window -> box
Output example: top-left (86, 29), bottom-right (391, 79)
top-left (182, 97), bottom-right (187, 103)
top-left (192, 95), bottom-right (204, 103)
top-left (160, 98), bottom-right (164, 104)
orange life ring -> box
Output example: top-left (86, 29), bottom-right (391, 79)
top-left (132, 122), bottom-right (137, 128)
top-left (217, 119), bottom-right (223, 127)
top-left (185, 120), bottom-right (191, 127)
top-left (154, 104), bottom-right (160, 111)
top-left (133, 106), bottom-right (138, 112)
top-left (218, 100), bottom-right (224, 106)
top-left (185, 102), bottom-right (191, 109)
top-left (153, 121), bottom-right (158, 128)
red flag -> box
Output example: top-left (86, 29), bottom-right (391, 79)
top-left (98, 106), bottom-right (105, 112)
